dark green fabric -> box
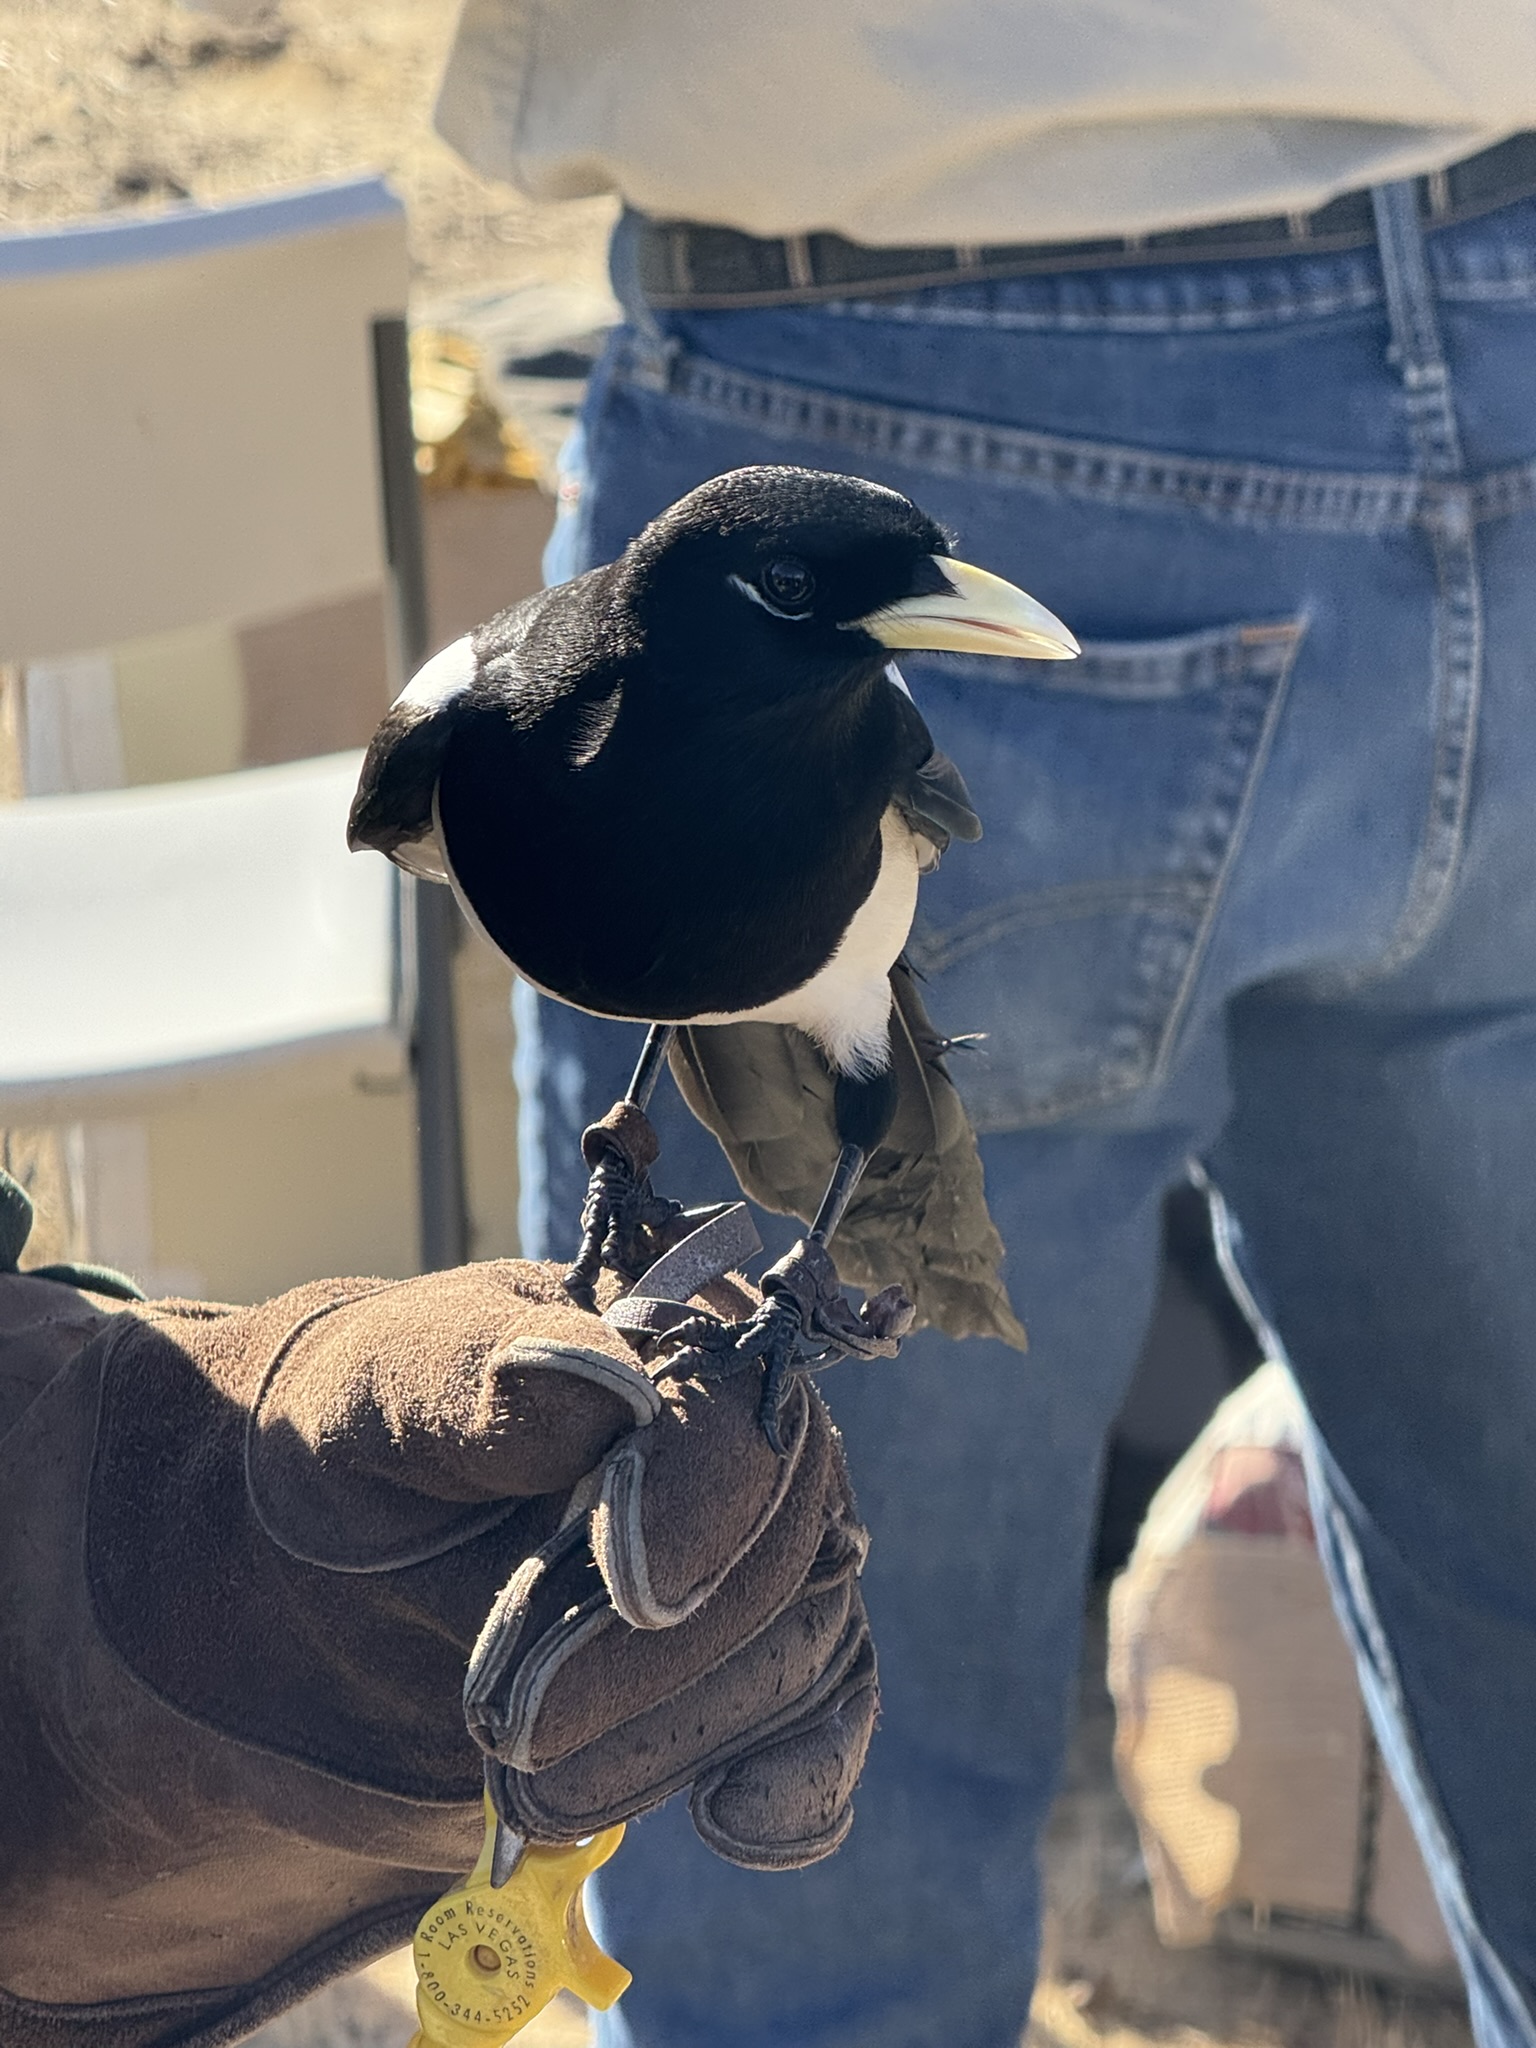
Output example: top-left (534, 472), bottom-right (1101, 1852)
top-left (24, 1262), bottom-right (146, 1301)
top-left (670, 962), bottom-right (1026, 1348)
top-left (0, 1166), bottom-right (145, 1299)
top-left (0, 1169), bottom-right (33, 1273)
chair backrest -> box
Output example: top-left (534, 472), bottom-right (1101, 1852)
top-left (0, 177), bottom-right (408, 662)
top-left (0, 752), bottom-right (400, 1120)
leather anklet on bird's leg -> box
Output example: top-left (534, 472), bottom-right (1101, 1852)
top-left (563, 1024), bottom-right (684, 1311)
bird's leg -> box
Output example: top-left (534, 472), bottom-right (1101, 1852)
top-left (623, 1021), bottom-right (676, 1116)
top-left (749, 1138), bottom-right (872, 1458)
top-left (658, 1069), bottom-right (913, 1454)
top-left (809, 1141), bottom-right (868, 1246)
top-left (747, 1142), bottom-right (871, 1448)
top-left (563, 1024), bottom-right (681, 1311)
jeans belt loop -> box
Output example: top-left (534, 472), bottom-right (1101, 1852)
top-left (1370, 182), bottom-right (1451, 398)
top-left (609, 208), bottom-right (681, 390)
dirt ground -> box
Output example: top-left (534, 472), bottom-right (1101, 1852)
top-left (0, 0), bottom-right (613, 308)
top-left (1, 10), bottom-right (1482, 2048)
top-left (1030, 1614), bottom-right (1471, 2048)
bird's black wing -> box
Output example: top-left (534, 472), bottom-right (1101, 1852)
top-left (347, 700), bottom-right (456, 878)
top-left (348, 584), bottom-right (567, 879)
top-left (669, 961), bottom-right (1025, 1348)
top-left (887, 684), bottom-right (982, 862)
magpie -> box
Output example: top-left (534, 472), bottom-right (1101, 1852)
top-left (349, 466), bottom-right (1076, 1422)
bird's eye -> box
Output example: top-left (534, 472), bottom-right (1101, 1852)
top-left (761, 558), bottom-right (815, 612)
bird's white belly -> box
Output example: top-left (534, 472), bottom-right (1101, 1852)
top-left (688, 806), bottom-right (920, 1076)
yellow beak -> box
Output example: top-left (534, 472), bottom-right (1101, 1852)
top-left (853, 556), bottom-right (1079, 661)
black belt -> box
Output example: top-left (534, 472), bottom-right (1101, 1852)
top-left (635, 129), bottom-right (1536, 310)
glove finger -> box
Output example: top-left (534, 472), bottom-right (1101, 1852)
top-left (595, 1368), bottom-right (830, 1628)
top-left (248, 1261), bottom-right (661, 1570)
top-left (467, 1468), bottom-right (866, 1770)
top-left (486, 1572), bottom-right (871, 1845)
top-left (463, 1520), bottom-right (603, 1756)
top-left (690, 1627), bottom-right (879, 1869)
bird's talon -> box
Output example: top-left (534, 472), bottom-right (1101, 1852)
top-left (756, 1344), bottom-right (799, 1457)
top-left (653, 1314), bottom-right (737, 1378)
top-left (758, 1400), bottom-right (789, 1460)
top-left (562, 1269), bottom-right (599, 1315)
top-left (652, 1295), bottom-right (806, 1452)
top-left (744, 1296), bottom-right (808, 1455)
top-left (660, 1313), bottom-right (721, 1350)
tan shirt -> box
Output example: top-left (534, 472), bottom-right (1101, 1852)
top-left (436, 0), bottom-right (1535, 246)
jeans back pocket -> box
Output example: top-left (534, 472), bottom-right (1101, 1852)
top-left (906, 620), bottom-right (1306, 1131)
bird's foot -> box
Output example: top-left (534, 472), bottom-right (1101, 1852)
top-left (562, 1101), bottom-right (684, 1312)
top-left (656, 1238), bottom-right (916, 1455)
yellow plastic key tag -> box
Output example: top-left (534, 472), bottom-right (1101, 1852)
top-left (408, 1796), bottom-right (630, 2047)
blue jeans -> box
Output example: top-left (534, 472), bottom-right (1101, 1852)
top-left (521, 182), bottom-right (1536, 2048)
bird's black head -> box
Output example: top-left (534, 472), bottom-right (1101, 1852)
top-left (617, 467), bottom-right (956, 702)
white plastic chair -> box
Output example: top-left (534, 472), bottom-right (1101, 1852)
top-left (0, 179), bottom-right (467, 1272)
top-left (0, 753), bottom-right (399, 1117)
top-left (1, 175), bottom-right (403, 659)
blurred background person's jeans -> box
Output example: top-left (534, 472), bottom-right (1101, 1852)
top-left (520, 181), bottom-right (1536, 2048)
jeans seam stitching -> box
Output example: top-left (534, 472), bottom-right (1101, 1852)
top-left (1440, 275), bottom-right (1536, 301)
top-left (1320, 184), bottom-right (1483, 989)
top-left (1471, 459), bottom-right (1536, 523)
top-left (629, 347), bottom-right (1429, 535)
top-left (1304, 1435), bottom-right (1536, 2048)
top-left (1367, 507), bottom-right (1482, 978)
top-left (938, 622), bottom-right (1303, 700)
top-left (911, 877), bottom-right (1209, 976)
top-left (617, 339), bottom-right (1536, 531)
top-left (969, 1060), bottom-right (1159, 1134)
top-left (1146, 622), bottom-right (1304, 1088)
top-left (938, 626), bottom-right (1301, 1130)
top-left (816, 279), bottom-right (1384, 334)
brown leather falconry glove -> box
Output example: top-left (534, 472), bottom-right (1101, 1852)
top-left (0, 1200), bottom-right (875, 2048)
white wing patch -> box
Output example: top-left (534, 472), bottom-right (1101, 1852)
top-left (394, 632), bottom-right (476, 713)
